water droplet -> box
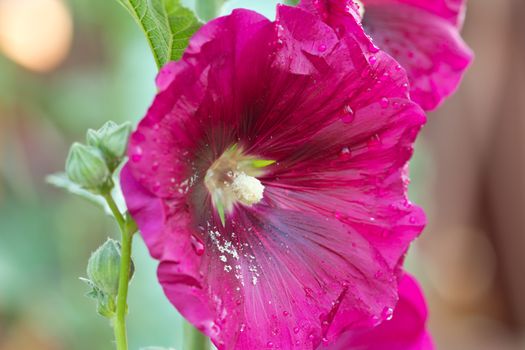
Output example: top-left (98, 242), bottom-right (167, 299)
top-left (381, 306), bottom-right (394, 321)
top-left (190, 235), bottom-right (205, 256)
top-left (339, 146), bottom-right (351, 160)
top-left (283, 311), bottom-right (289, 317)
top-left (132, 132), bottom-right (146, 144)
top-left (267, 341), bottom-right (274, 348)
top-left (368, 55), bottom-right (377, 65)
top-left (318, 44), bottom-right (327, 52)
top-left (211, 323), bottom-right (221, 335)
top-left (293, 326), bottom-right (300, 334)
top-left (152, 181), bottom-right (161, 192)
top-left (304, 287), bottom-right (314, 298)
top-left (131, 153), bottom-right (142, 163)
top-left (239, 323), bottom-right (246, 332)
top-left (368, 41), bottom-right (380, 53)
top-left (379, 97), bottom-right (389, 109)
top-left (151, 161), bottom-right (159, 171)
top-left (322, 337), bottom-right (329, 344)
top-left (367, 134), bottom-right (382, 149)
top-left (308, 333), bottom-right (315, 341)
top-left (341, 104), bottom-right (355, 123)
top-left (409, 216), bottom-right (417, 224)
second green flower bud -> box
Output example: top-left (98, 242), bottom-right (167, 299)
top-left (66, 143), bottom-right (111, 192)
top-left (87, 238), bottom-right (122, 298)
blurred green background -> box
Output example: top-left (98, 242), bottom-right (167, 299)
top-left (1, 0), bottom-right (525, 349)
top-left (0, 1), bottom-right (280, 349)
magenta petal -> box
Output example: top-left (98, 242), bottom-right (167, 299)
top-left (323, 273), bottom-right (434, 350)
top-left (362, 2), bottom-right (473, 110)
top-left (363, 0), bottom-right (467, 28)
top-left (300, 0), bottom-right (473, 110)
top-left (122, 5), bottom-right (427, 350)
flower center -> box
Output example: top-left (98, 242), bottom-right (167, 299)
top-left (231, 172), bottom-right (264, 206)
top-left (204, 145), bottom-right (274, 225)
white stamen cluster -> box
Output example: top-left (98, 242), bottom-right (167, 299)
top-left (231, 172), bottom-right (265, 206)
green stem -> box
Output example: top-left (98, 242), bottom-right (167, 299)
top-left (104, 193), bottom-right (133, 350)
top-left (184, 322), bottom-right (210, 350)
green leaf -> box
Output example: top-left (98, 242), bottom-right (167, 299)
top-left (47, 173), bottom-right (108, 209)
top-left (114, 0), bottom-right (202, 68)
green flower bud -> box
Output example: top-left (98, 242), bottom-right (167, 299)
top-left (102, 122), bottom-right (132, 161)
top-left (86, 121), bottom-right (132, 170)
top-left (87, 239), bottom-right (122, 298)
top-left (65, 143), bottom-right (110, 192)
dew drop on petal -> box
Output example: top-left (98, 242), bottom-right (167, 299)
top-left (368, 41), bottom-right (380, 53)
top-left (367, 134), bottom-right (382, 149)
top-left (341, 104), bottom-right (355, 123)
top-left (293, 327), bottom-right (300, 334)
top-left (283, 311), bottom-right (289, 317)
top-left (211, 323), bottom-right (221, 335)
top-left (304, 287), bottom-right (314, 298)
top-left (318, 44), bottom-right (327, 52)
top-left (368, 55), bottom-right (377, 65)
top-left (190, 235), bottom-right (205, 256)
top-left (379, 97), bottom-right (389, 109)
top-left (382, 306), bottom-right (394, 321)
top-left (308, 333), bottom-right (315, 341)
top-left (131, 153), bottom-right (142, 163)
top-left (409, 216), bottom-right (417, 224)
top-left (339, 146), bottom-right (351, 160)
top-left (152, 181), bottom-right (161, 192)
top-left (322, 337), bottom-right (329, 344)
top-left (267, 341), bottom-right (274, 348)
top-left (131, 132), bottom-right (146, 144)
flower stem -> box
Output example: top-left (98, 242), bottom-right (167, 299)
top-left (184, 321), bottom-right (210, 350)
top-left (103, 193), bottom-right (133, 350)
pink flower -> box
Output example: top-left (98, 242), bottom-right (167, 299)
top-left (322, 273), bottom-right (434, 350)
top-left (121, 4), bottom-right (426, 349)
top-left (301, 0), bottom-right (474, 110)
